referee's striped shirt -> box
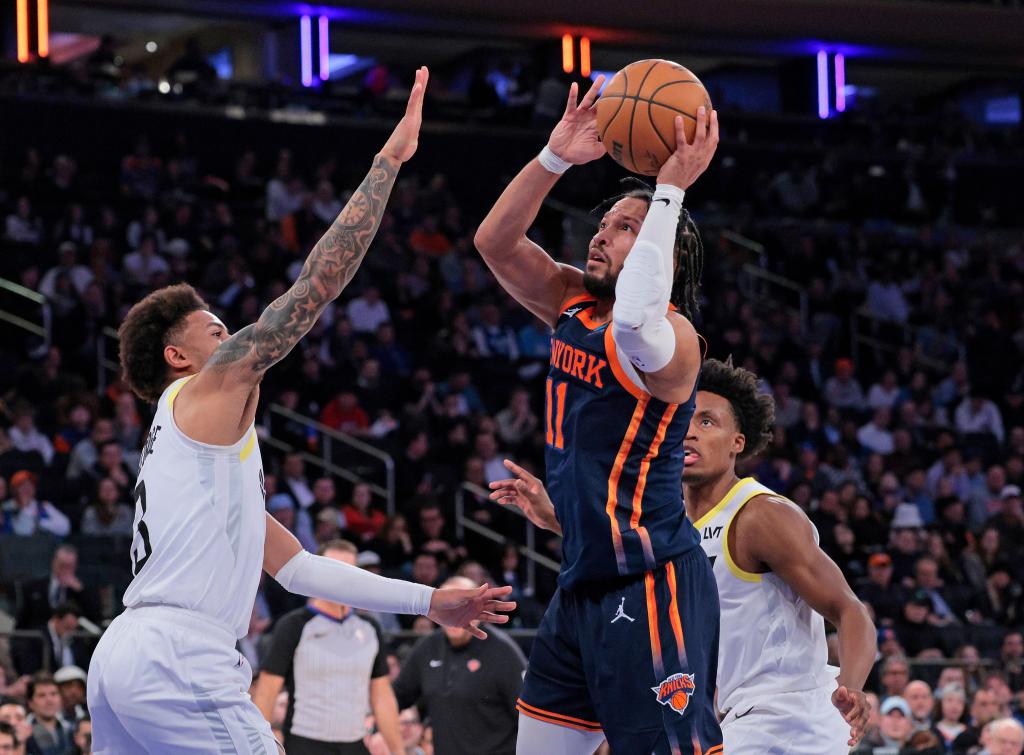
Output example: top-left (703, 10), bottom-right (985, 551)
top-left (262, 605), bottom-right (388, 743)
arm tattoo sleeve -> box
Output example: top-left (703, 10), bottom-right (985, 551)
top-left (208, 154), bottom-right (399, 374)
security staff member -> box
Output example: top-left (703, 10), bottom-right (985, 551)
top-left (392, 577), bottom-right (526, 755)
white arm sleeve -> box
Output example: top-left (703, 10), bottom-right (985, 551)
top-left (273, 550), bottom-right (434, 616)
top-left (611, 184), bottom-right (685, 373)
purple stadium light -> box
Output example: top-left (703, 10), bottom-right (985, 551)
top-left (816, 50), bottom-right (829, 119)
top-left (318, 16), bottom-right (329, 81)
top-left (300, 15), bottom-right (312, 87)
top-left (834, 53), bottom-right (846, 113)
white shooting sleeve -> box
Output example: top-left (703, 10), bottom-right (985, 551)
top-left (274, 550), bottom-right (434, 615)
top-left (611, 184), bottom-right (685, 373)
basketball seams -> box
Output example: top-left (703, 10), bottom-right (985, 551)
top-left (597, 93), bottom-right (700, 122)
top-left (597, 60), bottom-right (710, 175)
top-left (646, 101), bottom-right (675, 157)
top-left (627, 60), bottom-right (662, 175)
top-left (599, 68), bottom-right (630, 145)
top-left (647, 79), bottom-right (700, 99)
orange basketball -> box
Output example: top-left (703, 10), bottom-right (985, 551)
top-left (670, 691), bottom-right (689, 710)
top-left (596, 59), bottom-right (712, 176)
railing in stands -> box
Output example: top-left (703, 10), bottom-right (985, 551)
top-left (265, 404), bottom-right (396, 518)
top-left (453, 481), bottom-right (560, 599)
top-left (851, 307), bottom-right (962, 372)
top-left (720, 229), bottom-right (768, 268)
top-left (737, 262), bottom-right (809, 331)
top-left (0, 276), bottom-right (51, 358)
top-left (93, 326), bottom-right (396, 516)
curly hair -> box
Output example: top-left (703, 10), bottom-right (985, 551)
top-left (698, 357), bottom-right (775, 459)
top-left (592, 177), bottom-right (704, 321)
top-left (118, 283), bottom-right (209, 403)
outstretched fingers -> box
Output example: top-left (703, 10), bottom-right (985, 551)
top-left (485, 599), bottom-right (517, 613)
top-left (405, 66), bottom-right (428, 117)
top-left (482, 585), bottom-right (514, 599)
top-left (479, 612), bottom-right (511, 624)
top-left (578, 75), bottom-right (605, 110)
top-left (563, 82), bottom-right (580, 117)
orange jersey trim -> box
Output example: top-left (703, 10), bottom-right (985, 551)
top-left (666, 561), bottom-right (687, 668)
top-left (558, 292), bottom-right (594, 314)
top-left (606, 397), bottom-right (649, 572)
top-left (603, 325), bottom-right (648, 400)
top-left (645, 570), bottom-right (665, 678)
top-left (516, 699), bottom-right (603, 731)
top-left (629, 403), bottom-right (678, 529)
top-left (577, 306), bottom-right (605, 330)
top-left (696, 744), bottom-right (724, 755)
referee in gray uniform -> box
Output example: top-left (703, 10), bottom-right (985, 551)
top-left (254, 540), bottom-right (403, 755)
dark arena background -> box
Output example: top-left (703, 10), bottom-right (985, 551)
top-left (0, 0), bottom-right (1023, 753)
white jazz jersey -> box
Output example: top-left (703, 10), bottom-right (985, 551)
top-left (122, 375), bottom-right (266, 639)
top-left (695, 477), bottom-right (835, 714)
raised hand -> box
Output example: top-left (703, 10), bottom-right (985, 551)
top-left (488, 459), bottom-right (561, 534)
top-left (832, 685), bottom-right (869, 747)
top-left (656, 106), bottom-right (719, 191)
top-left (427, 583), bottom-right (516, 640)
top-left (381, 66), bottom-right (429, 164)
top-left (546, 76), bottom-right (606, 165)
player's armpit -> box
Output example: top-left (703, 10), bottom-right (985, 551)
top-left (634, 312), bottom-right (700, 404)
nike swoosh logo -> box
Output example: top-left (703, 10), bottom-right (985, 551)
top-left (734, 706), bottom-right (755, 719)
top-left (429, 660), bottom-right (443, 668)
top-left (654, 197), bottom-right (670, 206)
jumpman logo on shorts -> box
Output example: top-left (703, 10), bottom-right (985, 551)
top-left (611, 597), bottom-right (635, 624)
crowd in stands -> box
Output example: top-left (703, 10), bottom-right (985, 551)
top-left (0, 59), bottom-right (1023, 753)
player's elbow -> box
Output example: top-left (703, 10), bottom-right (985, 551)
top-left (831, 594), bottom-right (873, 631)
top-left (473, 225), bottom-right (498, 255)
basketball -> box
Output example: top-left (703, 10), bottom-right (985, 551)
top-left (670, 691), bottom-right (689, 710)
top-left (596, 59), bottom-right (712, 175)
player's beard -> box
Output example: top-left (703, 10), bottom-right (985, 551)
top-left (583, 269), bottom-right (617, 301)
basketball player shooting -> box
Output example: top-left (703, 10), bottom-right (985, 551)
top-left (85, 68), bottom-right (515, 754)
top-left (491, 358), bottom-right (877, 753)
top-left (475, 78), bottom-right (723, 754)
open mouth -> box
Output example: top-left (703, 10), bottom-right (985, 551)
top-left (588, 249), bottom-right (607, 264)
top-left (683, 447), bottom-right (700, 466)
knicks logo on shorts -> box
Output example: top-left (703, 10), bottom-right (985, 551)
top-left (651, 673), bottom-right (696, 716)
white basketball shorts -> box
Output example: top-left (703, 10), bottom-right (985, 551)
top-left (721, 683), bottom-right (851, 755)
top-left (87, 604), bottom-right (280, 754)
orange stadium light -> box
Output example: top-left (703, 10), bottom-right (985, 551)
top-left (580, 36), bottom-right (591, 77)
top-left (17, 0), bottom-right (29, 63)
top-left (562, 34), bottom-right (574, 74)
top-left (37, 0), bottom-right (49, 58)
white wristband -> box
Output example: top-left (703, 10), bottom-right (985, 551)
top-left (538, 145), bottom-right (572, 175)
top-left (653, 183), bottom-right (686, 206)
top-left (274, 550), bottom-right (434, 616)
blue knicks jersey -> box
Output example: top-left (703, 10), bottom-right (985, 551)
top-left (545, 295), bottom-right (700, 590)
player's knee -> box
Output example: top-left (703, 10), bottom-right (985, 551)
top-left (517, 713), bottom-right (604, 755)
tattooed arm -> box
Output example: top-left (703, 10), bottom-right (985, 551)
top-left (207, 152), bottom-right (399, 373)
top-left (174, 67), bottom-right (428, 444)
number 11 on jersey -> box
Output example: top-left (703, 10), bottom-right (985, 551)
top-left (546, 378), bottom-right (567, 450)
